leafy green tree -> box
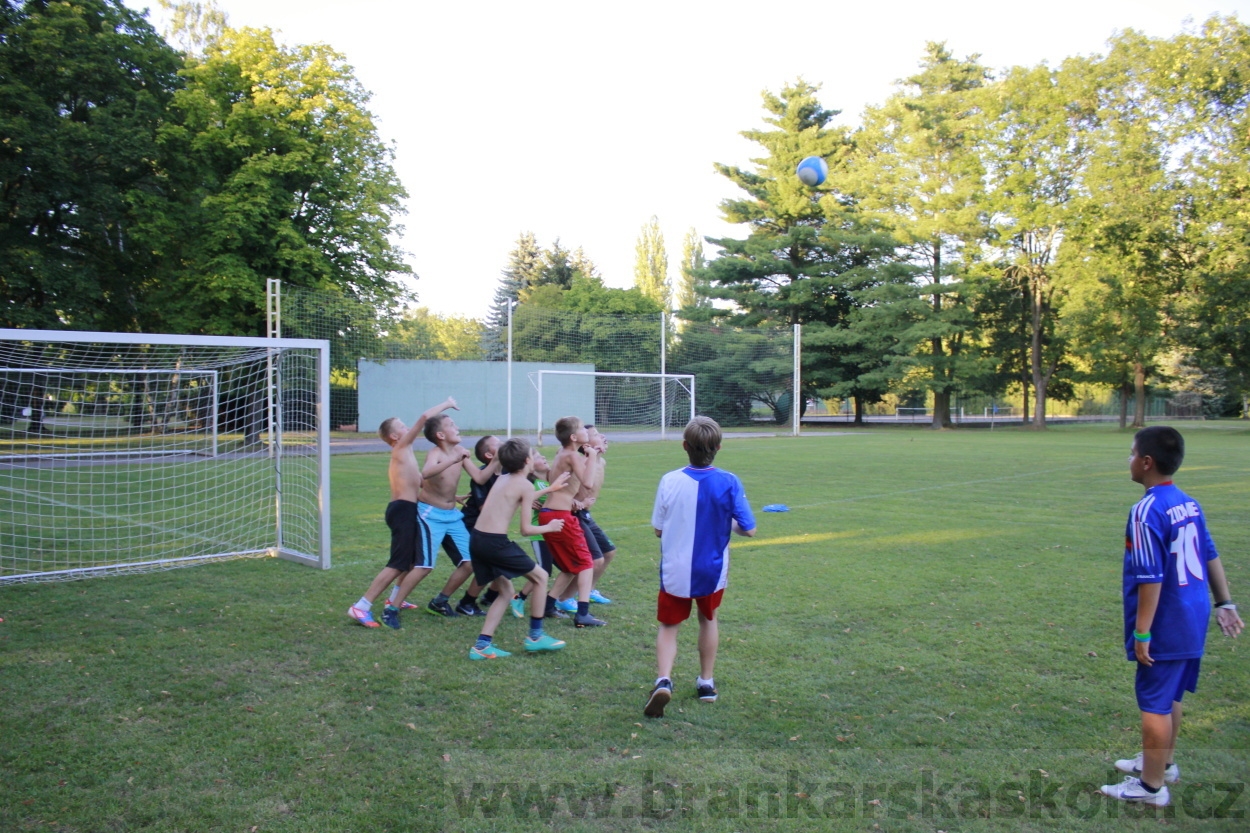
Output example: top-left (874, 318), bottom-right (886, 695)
top-left (633, 215), bottom-right (670, 310)
top-left (849, 43), bottom-right (994, 428)
top-left (0, 0), bottom-right (183, 330)
top-left (482, 231), bottom-right (543, 359)
top-left (139, 25), bottom-right (411, 335)
top-left (385, 307), bottom-right (484, 360)
top-left (675, 227), bottom-right (709, 316)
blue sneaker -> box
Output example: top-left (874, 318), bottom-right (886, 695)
top-left (589, 589), bottom-right (612, 604)
top-left (468, 644), bottom-right (512, 660)
top-left (524, 634), bottom-right (566, 652)
top-left (555, 598), bottom-right (577, 613)
top-left (509, 596), bottom-right (525, 618)
top-left (348, 605), bottom-right (379, 628)
top-left (381, 605), bottom-right (401, 630)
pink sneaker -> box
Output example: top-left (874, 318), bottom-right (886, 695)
top-left (348, 605), bottom-right (380, 628)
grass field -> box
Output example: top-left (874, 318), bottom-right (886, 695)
top-left (1, 423), bottom-right (1247, 832)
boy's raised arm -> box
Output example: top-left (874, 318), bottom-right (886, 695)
top-left (397, 397), bottom-right (458, 449)
top-left (422, 446), bottom-right (470, 478)
top-left (463, 454), bottom-right (501, 484)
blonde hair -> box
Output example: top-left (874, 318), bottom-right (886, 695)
top-left (554, 416), bottom-right (582, 447)
top-left (683, 416), bottom-right (721, 467)
top-left (378, 417), bottom-right (401, 443)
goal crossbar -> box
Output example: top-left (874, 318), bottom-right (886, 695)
top-left (533, 370), bottom-right (695, 445)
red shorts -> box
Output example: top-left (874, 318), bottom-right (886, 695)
top-left (538, 509), bottom-right (594, 574)
top-left (657, 588), bottom-right (724, 626)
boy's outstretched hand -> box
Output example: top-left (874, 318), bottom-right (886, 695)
top-left (1217, 606), bottom-right (1244, 638)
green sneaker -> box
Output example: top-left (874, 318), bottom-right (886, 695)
top-left (468, 644), bottom-right (511, 660)
top-left (523, 634), bottom-right (566, 652)
top-left (509, 596), bottom-right (525, 618)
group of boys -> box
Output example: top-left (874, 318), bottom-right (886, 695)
top-left (347, 399), bottom-right (620, 658)
top-left (343, 398), bottom-right (1245, 778)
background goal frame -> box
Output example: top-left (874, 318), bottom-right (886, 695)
top-left (533, 370), bottom-right (695, 446)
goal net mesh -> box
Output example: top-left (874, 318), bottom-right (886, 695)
top-left (0, 333), bottom-right (325, 583)
top-left (535, 372), bottom-right (694, 439)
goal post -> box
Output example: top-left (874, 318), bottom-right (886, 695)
top-left (0, 329), bottom-right (331, 583)
top-left (533, 370), bottom-right (695, 446)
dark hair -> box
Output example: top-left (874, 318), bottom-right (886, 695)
top-left (497, 437), bottom-right (531, 474)
top-left (683, 416), bottom-right (721, 467)
top-left (1134, 426), bottom-right (1185, 476)
top-left (474, 435), bottom-right (497, 464)
top-left (423, 413), bottom-right (449, 444)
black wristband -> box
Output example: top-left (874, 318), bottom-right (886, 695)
top-left (1215, 600), bottom-right (1235, 609)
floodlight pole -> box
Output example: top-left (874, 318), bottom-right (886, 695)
top-left (792, 323), bottom-right (801, 437)
top-left (506, 300), bottom-right (514, 438)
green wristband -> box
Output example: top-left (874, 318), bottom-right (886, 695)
top-left (1133, 630), bottom-right (1151, 642)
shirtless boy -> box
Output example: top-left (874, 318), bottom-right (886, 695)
top-left (541, 416), bottom-right (606, 628)
top-left (467, 438), bottom-right (570, 659)
top-left (347, 397), bottom-right (458, 628)
top-left (414, 414), bottom-right (500, 618)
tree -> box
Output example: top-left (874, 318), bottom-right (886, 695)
top-left (138, 25), bottom-right (412, 335)
top-left (675, 227), bottom-right (709, 316)
top-left (849, 43), bottom-right (995, 428)
top-left (0, 0), bottom-right (183, 330)
top-left (633, 215), bottom-right (670, 309)
top-left (385, 307), bottom-right (484, 360)
top-left (482, 231), bottom-right (542, 359)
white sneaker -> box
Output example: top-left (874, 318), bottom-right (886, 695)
top-left (1114, 752), bottom-right (1180, 784)
top-left (1101, 776), bottom-right (1170, 806)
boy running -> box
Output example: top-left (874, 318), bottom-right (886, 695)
top-left (347, 397), bottom-right (458, 628)
top-left (1100, 426), bottom-right (1242, 806)
top-left (645, 416), bottom-right (756, 718)
top-left (467, 438), bottom-right (570, 659)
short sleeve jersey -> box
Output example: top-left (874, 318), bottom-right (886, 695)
top-left (1122, 483), bottom-right (1218, 660)
top-left (652, 466), bottom-right (756, 599)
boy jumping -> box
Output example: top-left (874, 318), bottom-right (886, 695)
top-left (645, 416), bottom-right (755, 718)
top-left (1100, 426), bottom-right (1242, 806)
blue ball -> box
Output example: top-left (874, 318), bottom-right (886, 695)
top-left (796, 156), bottom-right (828, 187)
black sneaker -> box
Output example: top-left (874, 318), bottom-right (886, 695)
top-left (645, 679), bottom-right (673, 718)
top-left (455, 599), bottom-right (485, 617)
top-left (574, 612), bottom-right (607, 628)
top-left (426, 598), bottom-right (458, 617)
top-left (697, 683), bottom-right (718, 702)
top-left (381, 605), bottom-right (401, 630)
top-left (544, 604), bottom-right (569, 619)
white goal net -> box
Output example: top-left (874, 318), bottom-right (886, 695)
top-left (0, 329), bottom-right (330, 583)
top-left (533, 370), bottom-right (695, 445)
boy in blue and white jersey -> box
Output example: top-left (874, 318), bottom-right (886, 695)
top-left (645, 416), bottom-right (755, 718)
top-left (1101, 426), bottom-right (1243, 807)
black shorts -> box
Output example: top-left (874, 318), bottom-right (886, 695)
top-left (385, 500), bottom-right (433, 572)
top-left (469, 529), bottom-right (537, 587)
top-left (575, 511), bottom-right (611, 559)
top-left (442, 529), bottom-right (467, 566)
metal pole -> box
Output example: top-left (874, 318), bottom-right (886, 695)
top-left (265, 279), bottom-right (280, 458)
top-left (317, 341), bottom-right (331, 569)
top-left (536, 370), bottom-right (543, 447)
top-left (660, 312), bottom-right (667, 441)
top-left (506, 301), bottom-right (513, 438)
top-left (792, 323), bottom-right (801, 437)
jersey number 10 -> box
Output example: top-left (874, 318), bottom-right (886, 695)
top-left (1170, 522), bottom-right (1205, 587)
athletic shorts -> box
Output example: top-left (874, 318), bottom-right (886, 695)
top-left (418, 502), bottom-right (470, 564)
top-left (657, 588), bottom-right (724, 626)
top-left (538, 509), bottom-right (594, 574)
top-left (1135, 657), bottom-right (1201, 714)
top-left (469, 529), bottom-right (537, 587)
top-left (384, 500), bottom-right (433, 572)
top-left (442, 534), bottom-right (466, 566)
top-left (576, 510), bottom-right (614, 554)
top-left (530, 539), bottom-right (553, 575)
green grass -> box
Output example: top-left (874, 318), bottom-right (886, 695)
top-left (2, 423), bottom-right (1248, 832)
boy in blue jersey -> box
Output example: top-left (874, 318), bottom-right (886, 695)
top-left (645, 416), bottom-right (756, 718)
top-left (1101, 426), bottom-right (1243, 807)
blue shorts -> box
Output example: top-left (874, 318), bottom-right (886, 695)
top-left (418, 503), bottom-right (471, 566)
top-left (1135, 658), bottom-right (1201, 715)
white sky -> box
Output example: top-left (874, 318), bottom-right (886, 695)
top-left (132, 0), bottom-right (1250, 319)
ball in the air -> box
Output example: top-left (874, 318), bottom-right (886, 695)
top-left (796, 156), bottom-right (828, 187)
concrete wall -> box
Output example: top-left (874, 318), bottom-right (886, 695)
top-left (358, 360), bottom-right (595, 436)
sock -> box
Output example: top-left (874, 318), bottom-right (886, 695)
top-left (517, 591), bottom-right (529, 602)
top-left (433, 592), bottom-right (449, 604)
top-left (474, 634), bottom-right (492, 650)
top-left (577, 601), bottom-right (590, 617)
top-left (1140, 780), bottom-right (1161, 794)
top-left (388, 586), bottom-right (400, 604)
top-left (355, 597), bottom-right (371, 611)
top-left (481, 589), bottom-right (499, 606)
top-left (461, 592), bottom-right (478, 605)
top-left (697, 676), bottom-right (714, 689)
top-left (545, 597), bottom-right (558, 612)
top-left (655, 676), bottom-right (671, 687)
top-left (529, 617), bottom-right (544, 639)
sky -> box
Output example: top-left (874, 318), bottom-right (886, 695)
top-left (132, 0), bottom-right (1250, 319)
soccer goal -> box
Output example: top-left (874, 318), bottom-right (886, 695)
top-left (532, 370), bottom-right (695, 445)
top-left (0, 329), bottom-right (330, 583)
